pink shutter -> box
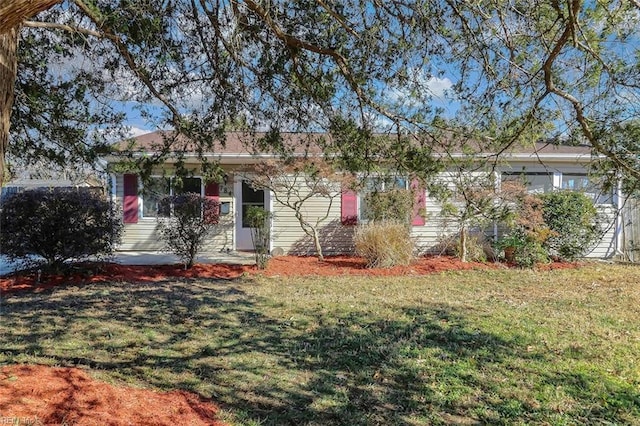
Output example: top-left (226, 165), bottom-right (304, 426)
top-left (411, 178), bottom-right (426, 226)
top-left (123, 174), bottom-right (138, 224)
top-left (341, 189), bottom-right (358, 225)
top-left (204, 182), bottom-right (220, 224)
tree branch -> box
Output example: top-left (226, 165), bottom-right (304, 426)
top-left (72, 0), bottom-right (183, 127)
top-left (0, 0), bottom-right (62, 34)
top-left (316, 0), bottom-right (359, 38)
top-left (23, 20), bottom-right (102, 37)
top-left (242, 0), bottom-right (408, 128)
top-left (539, 0), bottom-right (640, 181)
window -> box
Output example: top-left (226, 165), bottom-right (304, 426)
top-left (142, 177), bottom-right (170, 218)
top-left (359, 176), bottom-right (408, 221)
top-left (501, 171), bottom-right (613, 205)
top-left (502, 172), bottom-right (553, 194)
top-left (177, 177), bottom-right (202, 195)
top-left (1, 186), bottom-right (23, 202)
top-left (141, 177), bottom-right (202, 218)
top-left (561, 173), bottom-right (613, 204)
top-left (241, 180), bottom-right (265, 227)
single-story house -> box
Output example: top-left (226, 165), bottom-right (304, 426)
top-left (105, 131), bottom-right (623, 259)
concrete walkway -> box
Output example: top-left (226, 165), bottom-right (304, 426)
top-left (113, 250), bottom-right (256, 266)
top-left (0, 251), bottom-right (256, 276)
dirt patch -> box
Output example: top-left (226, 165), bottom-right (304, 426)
top-left (0, 364), bottom-right (225, 426)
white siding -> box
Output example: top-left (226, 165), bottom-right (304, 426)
top-left (270, 185), bottom-right (355, 255)
top-left (585, 205), bottom-right (617, 259)
top-left (115, 173), bottom-right (235, 252)
top-left (411, 196), bottom-right (460, 255)
top-left (411, 171), bottom-right (488, 255)
top-left (114, 166), bottom-right (619, 259)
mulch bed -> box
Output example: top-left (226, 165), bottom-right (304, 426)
top-left (0, 364), bottom-right (225, 426)
top-left (0, 255), bottom-right (579, 295)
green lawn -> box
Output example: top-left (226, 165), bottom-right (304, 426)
top-left (2, 264), bottom-right (640, 425)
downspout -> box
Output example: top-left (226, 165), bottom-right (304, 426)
top-left (615, 175), bottom-right (625, 259)
top-left (268, 189), bottom-right (274, 254)
top-left (110, 174), bottom-right (116, 205)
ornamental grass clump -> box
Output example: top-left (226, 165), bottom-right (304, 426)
top-left (355, 222), bottom-right (414, 268)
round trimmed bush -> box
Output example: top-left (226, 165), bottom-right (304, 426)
top-left (0, 188), bottom-right (122, 269)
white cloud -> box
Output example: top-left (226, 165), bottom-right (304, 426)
top-left (126, 126), bottom-right (153, 137)
top-left (387, 71), bottom-right (454, 108)
top-left (424, 76), bottom-right (454, 100)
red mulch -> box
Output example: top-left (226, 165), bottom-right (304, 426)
top-left (0, 364), bottom-right (225, 426)
top-left (261, 255), bottom-right (500, 277)
top-left (0, 255), bottom-right (580, 295)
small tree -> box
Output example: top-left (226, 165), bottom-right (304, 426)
top-left (496, 185), bottom-right (551, 267)
top-left (541, 191), bottom-right (604, 261)
top-left (245, 206), bottom-right (272, 269)
top-left (246, 159), bottom-right (350, 262)
top-left (434, 168), bottom-right (514, 262)
top-left (0, 188), bottom-right (122, 270)
top-left (156, 193), bottom-right (220, 269)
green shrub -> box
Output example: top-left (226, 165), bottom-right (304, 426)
top-left (355, 222), bottom-right (414, 268)
top-left (0, 188), bottom-right (122, 270)
top-left (497, 228), bottom-right (549, 268)
top-left (157, 193), bottom-right (220, 269)
top-left (362, 188), bottom-right (414, 224)
top-left (541, 191), bottom-right (604, 261)
top-left (245, 206), bottom-right (272, 269)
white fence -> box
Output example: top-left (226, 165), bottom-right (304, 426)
top-left (621, 197), bottom-right (640, 262)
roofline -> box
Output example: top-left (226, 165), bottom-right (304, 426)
top-left (104, 151), bottom-right (600, 166)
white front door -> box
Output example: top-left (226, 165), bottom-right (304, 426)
top-left (234, 178), bottom-right (269, 251)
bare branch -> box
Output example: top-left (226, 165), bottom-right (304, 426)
top-left (23, 20), bottom-right (102, 37)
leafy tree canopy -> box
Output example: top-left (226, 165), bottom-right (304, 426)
top-left (2, 0), bottom-right (640, 185)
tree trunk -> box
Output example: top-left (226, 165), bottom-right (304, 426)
top-left (311, 227), bottom-right (324, 262)
top-left (0, 0), bottom-right (62, 34)
top-left (0, 27), bottom-right (18, 188)
top-left (460, 224), bottom-right (467, 263)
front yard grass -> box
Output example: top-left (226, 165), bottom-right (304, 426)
top-left (2, 263), bottom-right (640, 425)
